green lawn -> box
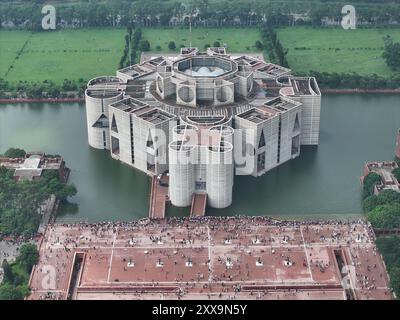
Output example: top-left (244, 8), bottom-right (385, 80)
top-left (7, 26), bottom-right (399, 83)
top-left (0, 30), bottom-right (32, 78)
top-left (0, 27), bottom-right (263, 83)
top-left (277, 27), bottom-right (400, 77)
top-left (0, 28), bottom-right (126, 83)
top-left (142, 27), bottom-right (262, 54)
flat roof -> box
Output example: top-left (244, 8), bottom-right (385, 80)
top-left (290, 77), bottom-right (321, 96)
top-left (110, 97), bottom-right (148, 113)
top-left (263, 96), bottom-right (300, 111)
top-left (138, 108), bottom-right (175, 124)
top-left (236, 108), bottom-right (274, 123)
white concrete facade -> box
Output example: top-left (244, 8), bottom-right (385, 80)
top-left (85, 49), bottom-right (321, 210)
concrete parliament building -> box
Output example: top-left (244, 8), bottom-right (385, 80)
top-left (85, 47), bottom-right (321, 209)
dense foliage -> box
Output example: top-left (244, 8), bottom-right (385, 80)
top-left (2, 148), bottom-right (26, 158)
top-left (119, 26), bottom-right (142, 68)
top-left (376, 236), bottom-right (400, 297)
top-left (0, 244), bottom-right (38, 300)
top-left (139, 39), bottom-right (150, 52)
top-left (261, 23), bottom-right (289, 67)
top-left (362, 172), bottom-right (381, 199)
top-left (367, 204), bottom-right (400, 229)
top-left (363, 190), bottom-right (400, 213)
top-left (361, 172), bottom-right (400, 229)
top-left (383, 36), bottom-right (400, 71)
top-left (394, 168), bottom-right (400, 181)
top-left (0, 149), bottom-right (77, 237)
top-left (309, 72), bottom-right (400, 90)
top-left (0, 78), bottom-right (86, 99)
top-left (2, 0), bottom-right (400, 30)
top-left (16, 243), bottom-right (39, 273)
top-left (168, 41), bottom-right (176, 50)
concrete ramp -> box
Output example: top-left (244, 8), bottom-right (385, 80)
top-left (190, 193), bottom-right (207, 217)
top-left (149, 175), bottom-right (169, 219)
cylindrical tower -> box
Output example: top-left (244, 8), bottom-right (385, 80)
top-left (209, 125), bottom-right (234, 145)
top-left (168, 141), bottom-right (197, 207)
top-left (172, 124), bottom-right (198, 143)
top-left (206, 141), bottom-right (234, 208)
top-left (85, 76), bottom-right (123, 149)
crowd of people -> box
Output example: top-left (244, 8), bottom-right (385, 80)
top-left (25, 215), bottom-right (392, 300)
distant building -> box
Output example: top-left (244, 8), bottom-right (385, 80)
top-left (363, 162), bottom-right (399, 195)
top-left (0, 152), bottom-right (69, 182)
top-left (85, 47), bottom-right (321, 209)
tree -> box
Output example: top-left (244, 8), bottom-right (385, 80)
top-left (383, 36), bottom-right (400, 71)
top-left (362, 172), bottom-right (381, 199)
top-left (1, 260), bottom-right (14, 284)
top-left (376, 236), bottom-right (400, 297)
top-left (16, 243), bottom-right (38, 273)
top-left (0, 283), bottom-right (24, 300)
top-left (363, 189), bottom-right (400, 212)
top-left (393, 168), bottom-right (400, 181)
top-left (367, 204), bottom-right (400, 229)
top-left (389, 266), bottom-right (400, 296)
top-left (168, 41), bottom-right (176, 50)
top-left (139, 39), bottom-right (150, 51)
top-left (0, 162), bottom-right (77, 237)
top-left (213, 41), bottom-right (221, 47)
top-left (255, 40), bottom-right (263, 50)
top-left (3, 148), bottom-right (26, 158)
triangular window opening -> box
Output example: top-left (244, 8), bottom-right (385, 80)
top-left (92, 114), bottom-right (108, 128)
top-left (111, 114), bottom-right (118, 133)
top-left (258, 129), bottom-right (266, 149)
top-left (293, 113), bottom-right (300, 132)
top-left (146, 130), bottom-right (154, 148)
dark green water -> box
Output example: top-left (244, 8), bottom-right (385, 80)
top-left (0, 94), bottom-right (399, 221)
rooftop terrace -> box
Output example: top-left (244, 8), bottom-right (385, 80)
top-left (138, 108), bottom-right (175, 125)
top-left (237, 108), bottom-right (274, 124)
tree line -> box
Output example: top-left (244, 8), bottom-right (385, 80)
top-left (0, 78), bottom-right (87, 99)
top-left (261, 23), bottom-right (289, 68)
top-left (0, 243), bottom-right (38, 300)
top-left (383, 35), bottom-right (400, 72)
top-left (119, 25), bottom-right (142, 69)
top-left (361, 158), bottom-right (400, 230)
top-left (361, 158), bottom-right (400, 297)
top-left (306, 71), bottom-right (400, 90)
top-left (2, 0), bottom-right (400, 30)
top-left (0, 148), bottom-right (77, 237)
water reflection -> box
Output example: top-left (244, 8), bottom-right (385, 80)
top-left (0, 94), bottom-right (399, 221)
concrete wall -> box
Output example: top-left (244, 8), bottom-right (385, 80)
top-left (108, 106), bottom-right (132, 165)
top-left (206, 142), bottom-right (234, 208)
top-left (169, 144), bottom-right (197, 207)
top-left (298, 94), bottom-right (321, 145)
top-left (85, 91), bottom-right (123, 150)
top-left (279, 106), bottom-right (302, 164)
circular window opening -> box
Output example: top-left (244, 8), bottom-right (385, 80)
top-left (178, 86), bottom-right (195, 103)
top-left (216, 86), bottom-right (232, 103)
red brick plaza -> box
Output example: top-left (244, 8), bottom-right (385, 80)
top-left (28, 217), bottom-right (393, 300)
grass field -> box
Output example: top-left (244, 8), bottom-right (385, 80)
top-left (0, 28), bottom-right (125, 83)
top-left (141, 27), bottom-right (262, 53)
top-left (2, 26), bottom-right (400, 83)
top-left (277, 27), bottom-right (400, 77)
top-left (0, 30), bottom-right (32, 78)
